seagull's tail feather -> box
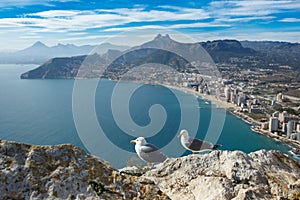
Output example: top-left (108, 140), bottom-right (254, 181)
top-left (212, 144), bottom-right (222, 150)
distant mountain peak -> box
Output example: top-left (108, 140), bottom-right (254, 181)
top-left (154, 34), bottom-right (171, 41)
top-left (18, 41), bottom-right (49, 53)
top-left (32, 41), bottom-right (48, 48)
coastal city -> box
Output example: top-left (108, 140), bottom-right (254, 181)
top-left (116, 64), bottom-right (300, 157)
top-left (176, 70), bottom-right (300, 156)
top-left (111, 57), bottom-right (300, 154)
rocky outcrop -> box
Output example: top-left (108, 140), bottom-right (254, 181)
top-left (0, 139), bottom-right (169, 199)
top-left (1, 139), bottom-right (299, 200)
top-left (145, 150), bottom-right (300, 200)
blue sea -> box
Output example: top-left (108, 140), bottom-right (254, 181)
top-left (0, 64), bottom-right (291, 168)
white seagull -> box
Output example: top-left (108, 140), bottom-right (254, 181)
top-left (178, 129), bottom-right (222, 154)
top-left (130, 137), bottom-right (167, 165)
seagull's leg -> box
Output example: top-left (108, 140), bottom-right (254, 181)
top-left (148, 163), bottom-right (154, 169)
top-left (147, 162), bottom-right (151, 168)
top-left (192, 151), bottom-right (195, 154)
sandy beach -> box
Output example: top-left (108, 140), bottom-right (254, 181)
top-left (166, 84), bottom-right (300, 151)
top-left (167, 84), bottom-right (241, 110)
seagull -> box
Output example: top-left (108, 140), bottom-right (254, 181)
top-left (130, 137), bottom-right (167, 165)
top-left (178, 129), bottom-right (222, 154)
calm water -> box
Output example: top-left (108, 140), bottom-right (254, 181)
top-left (0, 64), bottom-right (291, 168)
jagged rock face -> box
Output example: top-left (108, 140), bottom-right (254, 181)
top-left (0, 139), bottom-right (169, 200)
top-left (1, 139), bottom-right (299, 200)
top-left (145, 150), bottom-right (300, 200)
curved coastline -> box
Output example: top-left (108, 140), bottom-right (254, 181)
top-left (165, 84), bottom-right (300, 157)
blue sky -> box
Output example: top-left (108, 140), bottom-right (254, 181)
top-left (0, 0), bottom-right (299, 50)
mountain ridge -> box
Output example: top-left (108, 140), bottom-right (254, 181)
top-left (0, 42), bottom-right (130, 64)
top-left (20, 34), bottom-right (300, 79)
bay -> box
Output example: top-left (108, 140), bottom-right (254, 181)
top-left (0, 64), bottom-right (291, 168)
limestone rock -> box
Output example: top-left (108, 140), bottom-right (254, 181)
top-left (1, 138), bottom-right (299, 200)
top-left (0, 139), bottom-right (169, 200)
top-left (145, 150), bottom-right (300, 200)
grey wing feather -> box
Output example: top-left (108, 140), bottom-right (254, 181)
top-left (140, 143), bottom-right (159, 153)
top-left (186, 137), bottom-right (213, 151)
top-left (139, 144), bottom-right (167, 163)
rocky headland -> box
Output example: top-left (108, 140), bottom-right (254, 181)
top-left (0, 139), bottom-right (299, 200)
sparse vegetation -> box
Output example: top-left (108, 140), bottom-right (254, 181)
top-left (245, 113), bottom-right (267, 121)
top-left (292, 192), bottom-right (300, 200)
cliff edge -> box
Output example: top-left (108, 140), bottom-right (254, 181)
top-left (0, 139), bottom-right (169, 199)
top-left (145, 150), bottom-right (300, 200)
top-left (0, 139), bottom-right (299, 200)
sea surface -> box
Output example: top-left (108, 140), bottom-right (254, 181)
top-left (0, 64), bottom-right (292, 168)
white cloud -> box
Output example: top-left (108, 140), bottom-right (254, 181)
top-left (192, 29), bottom-right (300, 43)
top-left (0, 1), bottom-right (300, 50)
top-left (279, 18), bottom-right (300, 22)
top-left (19, 35), bottom-right (43, 39)
top-left (98, 7), bottom-right (210, 21)
top-left (60, 34), bottom-right (113, 41)
top-left (67, 32), bottom-right (87, 36)
top-left (209, 0), bottom-right (300, 21)
top-left (0, 7), bottom-right (214, 33)
top-left (2, 2), bottom-right (298, 35)
top-left (215, 16), bottom-right (275, 23)
top-left (102, 25), bottom-right (165, 33)
top-left (170, 22), bottom-right (230, 28)
top-left (28, 10), bottom-right (79, 18)
top-left (102, 22), bottom-right (230, 33)
top-left (0, 0), bottom-right (79, 8)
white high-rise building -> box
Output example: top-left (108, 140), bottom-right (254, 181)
top-left (233, 88), bottom-right (238, 96)
top-left (230, 91), bottom-right (235, 103)
top-left (279, 111), bottom-right (288, 123)
top-left (286, 120), bottom-right (294, 139)
top-left (276, 93), bottom-right (283, 102)
top-left (269, 117), bottom-right (279, 132)
top-left (297, 132), bottom-right (300, 142)
top-left (282, 123), bottom-right (287, 133)
top-left (224, 86), bottom-right (231, 102)
top-left (296, 123), bottom-right (300, 132)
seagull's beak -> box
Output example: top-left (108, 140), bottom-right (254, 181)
top-left (177, 132), bottom-right (183, 138)
top-left (130, 139), bottom-right (136, 143)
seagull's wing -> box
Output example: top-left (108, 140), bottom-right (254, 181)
top-left (140, 143), bottom-right (159, 153)
top-left (186, 137), bottom-right (214, 151)
top-left (139, 143), bottom-right (167, 163)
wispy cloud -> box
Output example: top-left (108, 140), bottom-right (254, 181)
top-left (0, 0), bottom-right (79, 8)
top-left (0, 7), bottom-right (214, 33)
top-left (0, 0), bottom-right (299, 50)
top-left (209, 0), bottom-right (300, 21)
top-left (215, 16), bottom-right (276, 23)
top-left (98, 7), bottom-right (210, 21)
top-left (103, 22), bottom-right (230, 32)
top-left (279, 18), bottom-right (300, 22)
top-left (2, 1), bottom-right (298, 34)
top-left (60, 34), bottom-right (113, 41)
top-left (28, 10), bottom-right (79, 18)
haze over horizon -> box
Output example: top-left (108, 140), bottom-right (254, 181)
top-left (0, 0), bottom-right (299, 51)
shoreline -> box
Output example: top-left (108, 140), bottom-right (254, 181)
top-left (165, 84), bottom-right (300, 152)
